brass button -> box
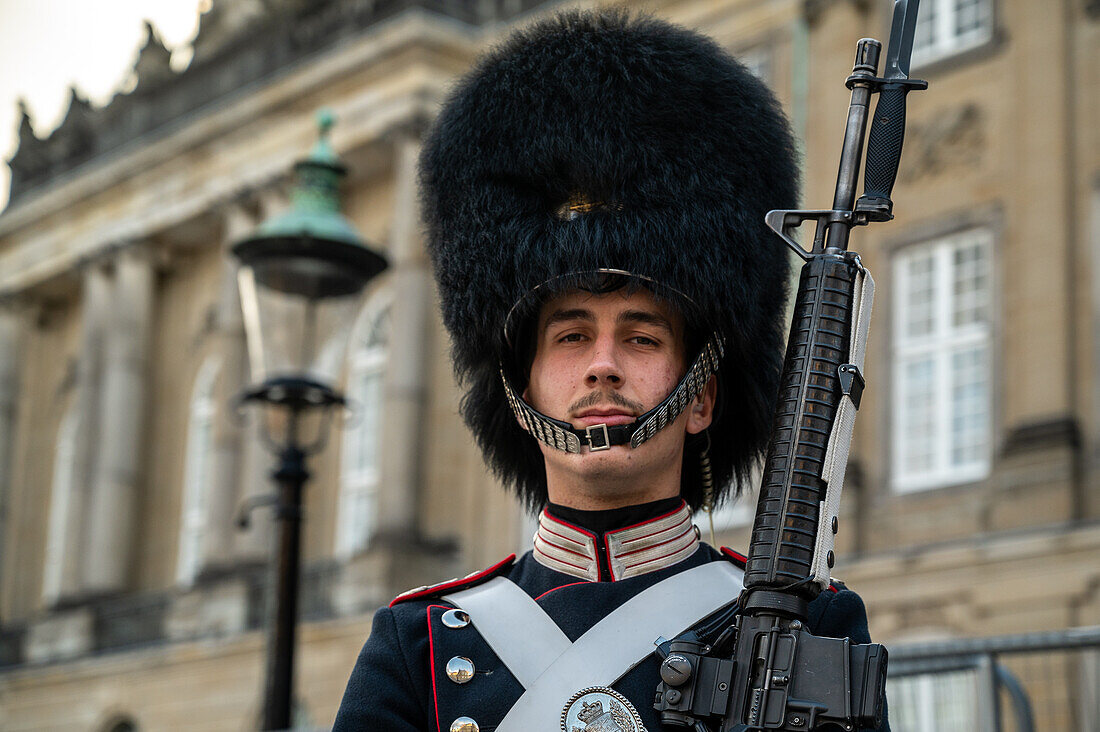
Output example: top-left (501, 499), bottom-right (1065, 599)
top-left (446, 656), bottom-right (475, 684)
top-left (450, 717), bottom-right (479, 732)
top-left (442, 609), bottom-right (470, 628)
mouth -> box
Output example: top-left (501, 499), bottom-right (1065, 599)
top-left (572, 409), bottom-right (638, 427)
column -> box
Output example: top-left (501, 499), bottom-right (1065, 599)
top-left (0, 302), bottom-right (23, 604)
top-left (82, 249), bottom-right (154, 594)
top-left (65, 263), bottom-right (111, 598)
top-left (377, 134), bottom-right (429, 540)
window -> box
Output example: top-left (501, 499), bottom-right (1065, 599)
top-left (888, 669), bottom-right (979, 730)
top-left (892, 228), bottom-right (992, 492)
top-left (337, 294), bottom-right (392, 557)
top-left (912, 0), bottom-right (994, 67)
top-left (177, 357), bottom-right (220, 585)
top-left (42, 405), bottom-right (79, 604)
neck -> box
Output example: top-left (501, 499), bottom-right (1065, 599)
top-left (543, 451), bottom-right (684, 510)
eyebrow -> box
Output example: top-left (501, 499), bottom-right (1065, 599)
top-left (541, 308), bottom-right (594, 334)
top-left (540, 307), bottom-right (675, 335)
top-left (616, 309), bottom-right (675, 334)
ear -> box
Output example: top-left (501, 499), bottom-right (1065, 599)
top-left (685, 375), bottom-right (717, 435)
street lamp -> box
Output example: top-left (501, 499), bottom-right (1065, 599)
top-left (233, 110), bottom-right (387, 731)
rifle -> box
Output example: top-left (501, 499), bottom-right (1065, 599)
top-left (653, 2), bottom-right (927, 729)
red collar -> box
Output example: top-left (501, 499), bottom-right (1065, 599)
top-left (532, 500), bottom-right (700, 581)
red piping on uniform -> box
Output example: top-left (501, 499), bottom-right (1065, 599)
top-left (617, 513), bottom-right (691, 545)
top-left (720, 547), bottom-right (748, 564)
top-left (612, 500), bottom-right (689, 535)
top-left (541, 511), bottom-right (601, 541)
top-left (538, 534), bottom-right (595, 560)
top-left (534, 581), bottom-right (591, 601)
top-left (427, 604), bottom-right (449, 732)
top-left (390, 553), bottom-right (516, 607)
top-left (540, 523), bottom-right (594, 549)
top-left (603, 535), bottom-right (616, 581)
top-left (534, 544), bottom-right (590, 572)
top-left (629, 537), bottom-right (695, 572)
top-left (617, 525), bottom-right (695, 559)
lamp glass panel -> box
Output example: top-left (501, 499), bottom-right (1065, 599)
top-left (238, 265), bottom-right (364, 386)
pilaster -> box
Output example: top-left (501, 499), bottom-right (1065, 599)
top-left (376, 134), bottom-right (428, 541)
top-left (82, 248), bottom-right (155, 595)
top-left (0, 301), bottom-right (24, 609)
top-left (56, 263), bottom-right (112, 602)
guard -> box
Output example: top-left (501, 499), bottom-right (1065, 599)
top-left (334, 10), bottom-right (888, 732)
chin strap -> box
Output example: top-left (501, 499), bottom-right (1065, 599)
top-left (502, 336), bottom-right (724, 454)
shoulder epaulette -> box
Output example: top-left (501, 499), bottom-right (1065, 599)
top-left (389, 554), bottom-right (516, 607)
top-left (720, 547), bottom-right (839, 593)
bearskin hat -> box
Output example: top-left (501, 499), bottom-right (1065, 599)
top-left (420, 9), bottom-right (798, 511)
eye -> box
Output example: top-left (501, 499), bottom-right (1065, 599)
top-left (629, 335), bottom-right (659, 347)
top-left (558, 332), bottom-right (586, 343)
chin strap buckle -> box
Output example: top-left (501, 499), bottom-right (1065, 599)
top-left (585, 423), bottom-right (612, 451)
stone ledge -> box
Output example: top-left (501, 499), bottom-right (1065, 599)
top-left (25, 608), bottom-right (94, 664)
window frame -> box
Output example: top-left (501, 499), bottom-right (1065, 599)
top-left (890, 227), bottom-right (995, 494)
top-left (336, 290), bottom-right (393, 559)
top-left (911, 0), bottom-right (996, 69)
top-left (176, 356), bottom-right (221, 586)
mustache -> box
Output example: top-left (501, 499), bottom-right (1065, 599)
top-left (568, 390), bottom-right (645, 416)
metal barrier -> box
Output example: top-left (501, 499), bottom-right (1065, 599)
top-left (887, 626), bottom-right (1100, 732)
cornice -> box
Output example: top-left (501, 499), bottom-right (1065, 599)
top-left (0, 11), bottom-right (478, 297)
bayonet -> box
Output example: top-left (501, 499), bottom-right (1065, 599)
top-left (857, 0), bottom-right (929, 222)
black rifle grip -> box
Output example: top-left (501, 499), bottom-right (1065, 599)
top-left (743, 256), bottom-right (857, 600)
top-left (862, 83), bottom-right (909, 203)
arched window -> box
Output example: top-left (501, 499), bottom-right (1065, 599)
top-left (100, 717), bottom-right (139, 732)
top-left (42, 404), bottom-right (79, 604)
top-left (337, 293), bottom-right (392, 557)
top-left (177, 357), bottom-right (220, 586)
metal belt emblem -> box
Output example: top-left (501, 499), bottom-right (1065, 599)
top-left (560, 687), bottom-right (647, 732)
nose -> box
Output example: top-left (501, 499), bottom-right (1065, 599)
top-left (584, 334), bottom-right (623, 387)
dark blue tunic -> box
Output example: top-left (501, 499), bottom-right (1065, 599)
top-left (334, 544), bottom-right (889, 731)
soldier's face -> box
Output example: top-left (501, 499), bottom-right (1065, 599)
top-left (524, 288), bottom-right (715, 508)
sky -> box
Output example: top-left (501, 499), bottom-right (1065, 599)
top-left (0, 0), bottom-right (207, 207)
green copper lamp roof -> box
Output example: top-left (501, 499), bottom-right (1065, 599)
top-left (252, 109), bottom-right (361, 246)
top-left (233, 110), bottom-right (387, 299)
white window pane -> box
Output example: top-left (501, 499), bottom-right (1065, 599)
top-left (904, 253), bottom-right (936, 337)
top-left (914, 0), bottom-right (938, 56)
top-left (339, 295), bottom-right (392, 557)
top-left (177, 359), bottom-right (219, 585)
top-left (950, 345), bottom-right (989, 467)
top-left (952, 239), bottom-right (989, 327)
top-left (954, 0), bottom-right (987, 36)
top-left (888, 670), bottom-right (979, 731)
top-left (900, 357), bottom-right (937, 475)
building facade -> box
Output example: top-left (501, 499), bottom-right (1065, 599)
top-left (0, 0), bottom-right (1097, 729)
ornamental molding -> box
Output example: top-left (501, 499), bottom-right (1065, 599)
top-left (900, 104), bottom-right (985, 184)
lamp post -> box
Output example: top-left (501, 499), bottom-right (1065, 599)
top-left (233, 111), bottom-right (387, 731)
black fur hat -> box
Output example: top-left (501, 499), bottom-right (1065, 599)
top-left (420, 9), bottom-right (798, 511)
